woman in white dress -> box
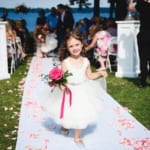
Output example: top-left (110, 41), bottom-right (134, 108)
top-left (33, 24), bottom-right (58, 57)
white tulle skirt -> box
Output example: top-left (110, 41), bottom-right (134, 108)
top-left (40, 34), bottom-right (58, 53)
top-left (37, 78), bottom-right (106, 129)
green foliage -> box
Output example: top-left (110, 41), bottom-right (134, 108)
top-left (62, 70), bottom-right (73, 85)
top-left (69, 0), bottom-right (91, 10)
top-left (15, 4), bottom-right (28, 13)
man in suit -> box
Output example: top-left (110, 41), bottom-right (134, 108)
top-left (57, 4), bottom-right (74, 48)
top-left (115, 0), bottom-right (128, 20)
top-left (108, 0), bottom-right (116, 19)
top-left (129, 0), bottom-right (150, 88)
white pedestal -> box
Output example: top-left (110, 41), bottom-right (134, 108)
top-left (0, 22), bottom-right (10, 80)
top-left (115, 20), bottom-right (140, 78)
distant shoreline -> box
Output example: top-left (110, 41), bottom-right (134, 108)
top-left (0, 7), bottom-right (109, 13)
top-left (0, 7), bottom-right (110, 32)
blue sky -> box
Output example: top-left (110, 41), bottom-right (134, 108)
top-left (0, 0), bottom-right (109, 8)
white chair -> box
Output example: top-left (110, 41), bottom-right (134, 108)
top-left (16, 36), bottom-right (24, 62)
top-left (107, 36), bottom-right (118, 72)
top-left (10, 53), bottom-right (16, 75)
top-left (7, 39), bottom-right (17, 75)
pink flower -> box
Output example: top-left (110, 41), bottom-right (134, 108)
top-left (99, 31), bottom-right (112, 47)
top-left (96, 31), bottom-right (112, 57)
top-left (37, 34), bottom-right (45, 43)
top-left (120, 138), bottom-right (132, 146)
top-left (48, 67), bottom-right (63, 81)
top-left (41, 67), bottom-right (72, 92)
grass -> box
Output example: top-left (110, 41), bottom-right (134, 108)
top-left (0, 56), bottom-right (150, 150)
top-left (107, 73), bottom-right (150, 129)
top-left (0, 57), bottom-right (30, 150)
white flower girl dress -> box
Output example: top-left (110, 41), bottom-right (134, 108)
top-left (38, 57), bottom-right (106, 129)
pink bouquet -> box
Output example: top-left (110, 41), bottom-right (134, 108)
top-left (41, 67), bottom-right (73, 119)
top-left (41, 67), bottom-right (72, 91)
top-left (95, 31), bottom-right (112, 58)
top-left (37, 33), bottom-right (46, 43)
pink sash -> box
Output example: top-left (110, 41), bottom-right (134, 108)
top-left (60, 86), bottom-right (72, 119)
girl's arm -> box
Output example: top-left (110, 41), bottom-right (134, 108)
top-left (61, 60), bottom-right (67, 72)
top-left (60, 60), bottom-right (68, 91)
top-left (86, 59), bottom-right (108, 80)
top-left (85, 33), bottom-right (98, 51)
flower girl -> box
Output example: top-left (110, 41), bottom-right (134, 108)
top-left (40, 31), bottom-right (107, 146)
top-left (34, 24), bottom-right (58, 57)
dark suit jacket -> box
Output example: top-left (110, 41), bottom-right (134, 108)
top-left (57, 10), bottom-right (74, 34)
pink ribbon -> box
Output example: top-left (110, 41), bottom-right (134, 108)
top-left (60, 86), bottom-right (72, 119)
top-left (97, 47), bottom-right (108, 55)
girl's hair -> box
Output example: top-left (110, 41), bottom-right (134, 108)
top-left (89, 24), bottom-right (103, 38)
top-left (58, 30), bottom-right (86, 61)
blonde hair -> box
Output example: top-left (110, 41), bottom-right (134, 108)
top-left (89, 24), bottom-right (103, 38)
top-left (6, 21), bottom-right (16, 40)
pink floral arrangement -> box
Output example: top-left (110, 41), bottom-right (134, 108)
top-left (34, 26), bottom-right (46, 44)
top-left (36, 33), bottom-right (46, 43)
top-left (95, 31), bottom-right (112, 59)
top-left (41, 67), bottom-right (72, 91)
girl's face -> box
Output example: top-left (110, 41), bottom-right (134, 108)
top-left (67, 37), bottom-right (83, 57)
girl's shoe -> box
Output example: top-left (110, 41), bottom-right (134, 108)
top-left (74, 138), bottom-right (84, 147)
top-left (60, 127), bottom-right (69, 136)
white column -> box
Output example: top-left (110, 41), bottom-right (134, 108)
top-left (0, 21), bottom-right (10, 80)
top-left (115, 20), bottom-right (140, 78)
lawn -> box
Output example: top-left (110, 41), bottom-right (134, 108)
top-left (0, 56), bottom-right (150, 150)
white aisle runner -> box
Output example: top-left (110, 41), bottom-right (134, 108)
top-left (16, 56), bottom-right (150, 150)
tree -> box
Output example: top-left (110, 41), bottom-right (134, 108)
top-left (93, 0), bottom-right (100, 17)
top-left (69, 0), bottom-right (100, 17)
top-left (15, 4), bottom-right (28, 13)
top-left (69, 0), bottom-right (91, 10)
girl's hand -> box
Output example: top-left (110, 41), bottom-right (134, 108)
top-left (59, 85), bottom-right (69, 94)
top-left (103, 70), bottom-right (108, 78)
top-left (59, 85), bottom-right (65, 91)
top-left (98, 68), bottom-right (108, 78)
top-left (85, 46), bottom-right (88, 51)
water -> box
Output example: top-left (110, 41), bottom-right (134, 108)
top-left (0, 8), bottom-right (109, 32)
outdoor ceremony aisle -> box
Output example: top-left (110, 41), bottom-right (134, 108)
top-left (16, 56), bottom-right (150, 150)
